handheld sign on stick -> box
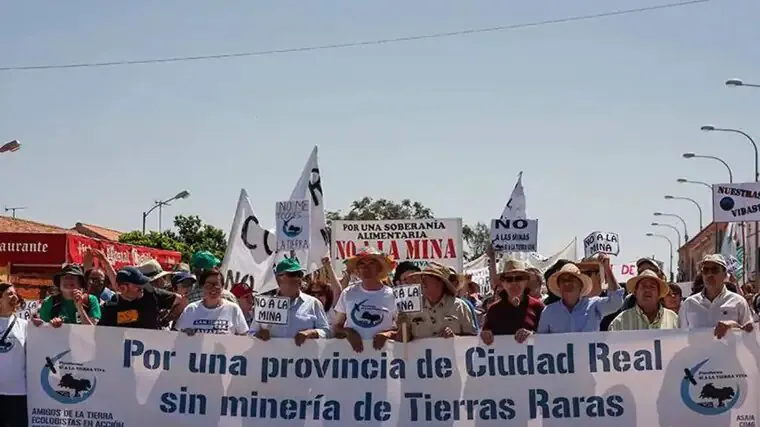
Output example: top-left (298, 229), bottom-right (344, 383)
top-left (490, 218), bottom-right (538, 253)
top-left (394, 284), bottom-right (422, 360)
top-left (275, 199), bottom-right (311, 253)
top-left (254, 295), bottom-right (290, 326)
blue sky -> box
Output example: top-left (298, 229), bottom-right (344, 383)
top-left (1, 0), bottom-right (758, 268)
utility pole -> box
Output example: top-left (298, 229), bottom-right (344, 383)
top-left (4, 206), bottom-right (27, 218)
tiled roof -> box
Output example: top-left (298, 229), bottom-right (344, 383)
top-left (0, 216), bottom-right (76, 234)
top-left (74, 222), bottom-right (123, 241)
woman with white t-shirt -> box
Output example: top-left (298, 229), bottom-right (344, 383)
top-left (333, 247), bottom-right (399, 353)
top-left (176, 270), bottom-right (248, 336)
top-left (0, 282), bottom-right (28, 427)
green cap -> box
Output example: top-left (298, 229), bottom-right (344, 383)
top-left (275, 258), bottom-right (303, 275)
top-left (191, 251), bottom-right (221, 271)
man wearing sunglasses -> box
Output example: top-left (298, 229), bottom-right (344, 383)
top-left (679, 254), bottom-right (753, 339)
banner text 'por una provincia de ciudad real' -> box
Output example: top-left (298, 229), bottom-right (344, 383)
top-left (26, 325), bottom-right (759, 427)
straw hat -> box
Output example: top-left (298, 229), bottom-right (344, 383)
top-left (547, 263), bottom-right (592, 297)
top-left (498, 258), bottom-right (529, 277)
top-left (344, 247), bottom-right (396, 279)
top-left (626, 269), bottom-right (669, 298)
top-left (409, 263), bottom-right (459, 296)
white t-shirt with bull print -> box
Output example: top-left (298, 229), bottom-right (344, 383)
top-left (334, 283), bottom-right (396, 340)
top-left (0, 315), bottom-right (27, 395)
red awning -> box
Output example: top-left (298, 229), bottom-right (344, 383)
top-left (0, 232), bottom-right (181, 270)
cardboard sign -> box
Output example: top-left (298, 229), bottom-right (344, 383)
top-left (583, 231), bottom-right (620, 258)
top-left (14, 299), bottom-right (40, 320)
top-left (275, 199), bottom-right (310, 252)
top-left (254, 295), bottom-right (290, 325)
top-left (393, 284), bottom-right (422, 313)
top-left (713, 182), bottom-right (760, 222)
top-left (490, 218), bottom-right (538, 252)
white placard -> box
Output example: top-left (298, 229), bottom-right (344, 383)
top-left (253, 295), bottom-right (290, 325)
top-left (393, 284), bottom-right (422, 313)
top-left (275, 199), bottom-right (310, 252)
top-left (583, 231), bottom-right (620, 258)
top-left (330, 218), bottom-right (463, 277)
top-left (490, 218), bottom-right (538, 252)
top-left (14, 299), bottom-right (41, 320)
top-left (713, 181), bottom-right (760, 222)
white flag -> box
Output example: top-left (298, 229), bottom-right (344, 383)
top-left (721, 222), bottom-right (743, 277)
top-left (501, 172), bottom-right (526, 219)
top-left (289, 146), bottom-right (330, 274)
top-left (220, 189), bottom-right (278, 294)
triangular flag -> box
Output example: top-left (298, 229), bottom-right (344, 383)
top-left (289, 146), bottom-right (330, 274)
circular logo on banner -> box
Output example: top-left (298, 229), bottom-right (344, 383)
top-left (680, 358), bottom-right (743, 415)
top-left (0, 338), bottom-right (14, 353)
top-left (719, 197), bottom-right (735, 212)
top-left (41, 350), bottom-right (100, 404)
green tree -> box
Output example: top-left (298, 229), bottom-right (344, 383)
top-left (327, 197), bottom-right (434, 222)
top-left (462, 222), bottom-right (490, 261)
top-left (119, 214), bottom-right (227, 263)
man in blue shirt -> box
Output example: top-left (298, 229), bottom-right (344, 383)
top-left (250, 258), bottom-right (330, 345)
top-left (538, 257), bottom-right (624, 334)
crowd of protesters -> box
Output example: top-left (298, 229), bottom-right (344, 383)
top-left (0, 244), bottom-right (756, 427)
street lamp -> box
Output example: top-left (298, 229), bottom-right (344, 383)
top-left (682, 152), bottom-right (734, 183)
top-left (142, 190), bottom-right (190, 234)
top-left (700, 125), bottom-right (757, 181)
top-left (651, 222), bottom-right (682, 248)
top-left (646, 232), bottom-right (674, 282)
top-left (664, 195), bottom-right (704, 230)
top-left (653, 212), bottom-right (689, 241)
top-left (676, 178), bottom-right (712, 190)
top-left (725, 78), bottom-right (760, 88)
top-left (0, 140), bottom-right (21, 153)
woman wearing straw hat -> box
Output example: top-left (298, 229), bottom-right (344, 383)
top-left (333, 247), bottom-right (398, 353)
top-left (608, 270), bottom-right (679, 331)
top-left (404, 264), bottom-right (476, 339)
top-left (480, 258), bottom-right (544, 345)
top-left (537, 262), bottom-right (624, 334)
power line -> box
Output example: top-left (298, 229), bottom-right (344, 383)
top-left (0, 0), bottom-right (712, 72)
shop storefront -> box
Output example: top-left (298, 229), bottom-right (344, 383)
top-left (0, 231), bottom-right (180, 300)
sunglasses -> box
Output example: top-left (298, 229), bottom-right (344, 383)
top-left (282, 272), bottom-right (304, 279)
top-left (581, 270), bottom-right (599, 276)
top-left (702, 266), bottom-right (722, 275)
top-left (500, 275), bottom-right (528, 283)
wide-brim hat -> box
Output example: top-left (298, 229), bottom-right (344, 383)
top-left (345, 247), bottom-right (396, 279)
top-left (408, 264), bottom-right (459, 296)
top-left (53, 264), bottom-right (85, 288)
top-left (548, 263), bottom-right (593, 297)
top-left (498, 258), bottom-right (529, 278)
top-left (626, 269), bottom-right (669, 298)
top-left (137, 259), bottom-right (172, 282)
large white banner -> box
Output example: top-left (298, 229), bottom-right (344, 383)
top-left (27, 326), bottom-right (760, 427)
top-left (331, 218), bottom-right (463, 276)
top-left (713, 181), bottom-right (760, 222)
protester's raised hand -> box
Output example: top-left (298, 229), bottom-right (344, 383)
top-left (514, 328), bottom-right (533, 344)
top-left (72, 289), bottom-right (87, 306)
top-left (344, 328), bottom-right (364, 353)
top-left (742, 322), bottom-right (754, 333)
top-left (596, 253), bottom-right (611, 267)
top-left (480, 329), bottom-right (494, 346)
top-left (254, 328), bottom-right (271, 341)
top-left (321, 257), bottom-right (331, 267)
top-left (50, 317), bottom-right (64, 328)
top-left (486, 244), bottom-right (495, 259)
